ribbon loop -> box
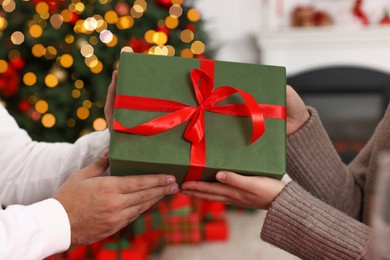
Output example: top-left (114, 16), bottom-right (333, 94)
top-left (190, 69), bottom-right (214, 104)
top-left (189, 69), bottom-right (265, 144)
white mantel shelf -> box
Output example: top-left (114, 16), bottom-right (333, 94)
top-left (257, 26), bottom-right (390, 76)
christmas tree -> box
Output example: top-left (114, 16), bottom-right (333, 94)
top-left (0, 0), bottom-right (209, 142)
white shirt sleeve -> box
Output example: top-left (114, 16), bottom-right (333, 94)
top-left (0, 103), bottom-right (110, 258)
top-left (0, 199), bottom-right (70, 260)
top-left (0, 103), bottom-right (110, 205)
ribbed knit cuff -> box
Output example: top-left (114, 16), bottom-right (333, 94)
top-left (261, 182), bottom-right (370, 260)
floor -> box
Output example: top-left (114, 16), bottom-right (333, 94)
top-left (157, 210), bottom-right (300, 260)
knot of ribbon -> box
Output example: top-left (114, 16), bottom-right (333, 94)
top-left (113, 59), bottom-right (286, 181)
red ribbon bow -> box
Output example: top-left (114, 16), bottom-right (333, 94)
top-left (113, 60), bottom-right (285, 181)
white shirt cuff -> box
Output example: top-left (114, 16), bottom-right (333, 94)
top-left (30, 198), bottom-right (71, 257)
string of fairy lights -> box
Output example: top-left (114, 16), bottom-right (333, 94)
top-left (0, 0), bottom-right (206, 139)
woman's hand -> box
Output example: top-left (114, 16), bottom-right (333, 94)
top-left (181, 85), bottom-right (308, 209)
top-left (181, 171), bottom-right (285, 210)
top-left (286, 85), bottom-right (310, 135)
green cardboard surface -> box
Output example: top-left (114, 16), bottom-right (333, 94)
top-left (110, 53), bottom-right (286, 184)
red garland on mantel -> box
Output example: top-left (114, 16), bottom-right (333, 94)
top-left (352, 0), bottom-right (369, 25)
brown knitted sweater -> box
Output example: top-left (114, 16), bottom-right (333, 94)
top-left (261, 105), bottom-right (390, 259)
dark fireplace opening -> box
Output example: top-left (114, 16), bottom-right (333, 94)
top-left (287, 66), bottom-right (390, 163)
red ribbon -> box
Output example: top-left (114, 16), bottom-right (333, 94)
top-left (113, 60), bottom-right (286, 181)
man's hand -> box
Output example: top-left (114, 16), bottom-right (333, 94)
top-left (53, 154), bottom-right (179, 245)
top-left (104, 70), bottom-right (118, 131)
top-left (105, 47), bottom-right (134, 130)
top-left (181, 171), bottom-right (285, 210)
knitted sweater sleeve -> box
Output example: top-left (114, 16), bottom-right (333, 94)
top-left (286, 107), bottom-right (363, 219)
top-left (260, 106), bottom-right (381, 259)
top-left (261, 181), bottom-right (371, 260)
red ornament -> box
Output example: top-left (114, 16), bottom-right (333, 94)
top-left (69, 12), bottom-right (80, 25)
top-left (0, 66), bottom-right (20, 98)
top-left (18, 100), bottom-right (32, 113)
top-left (10, 57), bottom-right (25, 70)
top-left (129, 38), bottom-right (151, 53)
top-left (156, 26), bottom-right (170, 36)
top-left (115, 2), bottom-right (130, 16)
top-left (185, 24), bottom-right (196, 32)
top-left (380, 11), bottom-right (390, 25)
top-left (155, 0), bottom-right (171, 9)
top-left (352, 0), bottom-right (369, 25)
top-left (31, 0), bottom-right (65, 13)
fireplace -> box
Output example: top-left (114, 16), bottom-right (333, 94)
top-left (287, 66), bottom-right (390, 162)
top-left (257, 27), bottom-right (390, 162)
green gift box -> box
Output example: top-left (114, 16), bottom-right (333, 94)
top-left (109, 53), bottom-right (286, 184)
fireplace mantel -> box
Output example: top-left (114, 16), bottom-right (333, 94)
top-left (257, 26), bottom-right (390, 76)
